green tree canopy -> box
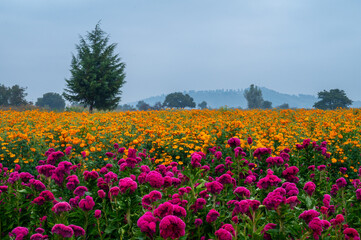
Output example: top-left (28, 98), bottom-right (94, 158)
top-left (36, 92), bottom-right (65, 111)
top-left (244, 84), bottom-right (272, 109)
top-left (163, 92), bottom-right (196, 109)
top-left (63, 22), bottom-right (126, 113)
top-left (261, 100), bottom-right (272, 109)
top-left (152, 101), bottom-right (163, 110)
top-left (136, 100), bottom-right (151, 111)
top-left (198, 101), bottom-right (208, 109)
top-left (0, 84), bottom-right (28, 106)
top-left (313, 89), bottom-right (352, 110)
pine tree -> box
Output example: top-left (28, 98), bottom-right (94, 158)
top-left (63, 22), bottom-right (126, 113)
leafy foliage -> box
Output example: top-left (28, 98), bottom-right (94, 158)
top-left (36, 92), bottom-right (65, 111)
top-left (0, 84), bottom-right (28, 106)
top-left (63, 22), bottom-right (126, 113)
top-left (313, 89), bottom-right (352, 110)
top-left (244, 84), bottom-right (273, 109)
top-left (163, 92), bottom-right (196, 109)
top-left (198, 101), bottom-right (208, 109)
top-left (136, 100), bottom-right (151, 111)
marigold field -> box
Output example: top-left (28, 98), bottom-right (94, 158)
top-left (1, 109), bottom-right (361, 239)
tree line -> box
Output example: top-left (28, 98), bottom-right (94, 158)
top-left (0, 23), bottom-right (354, 112)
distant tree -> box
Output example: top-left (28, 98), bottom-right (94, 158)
top-left (8, 85), bottom-right (28, 106)
top-left (244, 84), bottom-right (264, 109)
top-left (136, 100), bottom-right (151, 111)
top-left (0, 84), bottom-right (10, 106)
top-left (276, 103), bottom-right (289, 109)
top-left (36, 92), bottom-right (65, 111)
top-left (63, 22), bottom-right (126, 113)
top-left (198, 101), bottom-right (208, 109)
top-left (261, 100), bottom-right (272, 109)
top-left (163, 92), bottom-right (196, 109)
top-left (313, 89), bottom-right (352, 110)
top-left (118, 104), bottom-right (135, 111)
top-left (152, 101), bottom-right (163, 110)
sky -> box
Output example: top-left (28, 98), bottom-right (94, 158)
top-left (1, 0), bottom-right (361, 104)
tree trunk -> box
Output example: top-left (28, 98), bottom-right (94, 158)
top-left (89, 104), bottom-right (93, 113)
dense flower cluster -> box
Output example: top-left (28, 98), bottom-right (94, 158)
top-left (1, 135), bottom-right (361, 239)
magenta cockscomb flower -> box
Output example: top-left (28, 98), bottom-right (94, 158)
top-left (308, 217), bottom-right (323, 240)
top-left (65, 146), bottom-right (72, 155)
top-left (323, 194), bottom-right (331, 207)
top-left (194, 218), bottom-right (203, 227)
top-left (215, 228), bottom-right (233, 240)
top-left (266, 156), bottom-right (284, 167)
top-left (137, 212), bottom-right (158, 237)
top-left (154, 202), bottom-right (174, 218)
top-left (234, 187), bottom-right (251, 199)
top-left (206, 209), bottom-right (220, 223)
top-left (228, 137), bottom-right (240, 147)
top-left (173, 205), bottom-right (187, 218)
top-left (73, 186), bottom-right (88, 197)
top-left (118, 177), bottom-right (138, 194)
top-left (253, 147), bottom-right (272, 160)
top-left (94, 209), bottom-right (101, 219)
top-left (52, 202), bottom-right (71, 214)
top-left (29, 179), bottom-right (46, 191)
top-left (303, 181), bottom-right (316, 196)
top-left (262, 223), bottom-right (277, 240)
top-left (262, 190), bottom-right (285, 210)
top-left (69, 225), bottom-right (85, 237)
top-left (191, 153), bottom-right (203, 168)
top-left (217, 174), bottom-right (234, 186)
top-left (78, 196), bottom-right (95, 211)
top-left (159, 215), bottom-right (186, 239)
top-left (205, 181), bottom-right (224, 195)
top-left (9, 227), bottom-right (29, 240)
top-left (30, 233), bottom-right (44, 240)
top-left (51, 224), bottom-right (74, 238)
top-left (344, 228), bottom-right (360, 240)
top-left (97, 189), bottom-right (106, 198)
top-left (282, 182), bottom-right (299, 197)
top-left (109, 186), bottom-right (120, 197)
top-left (145, 171), bottom-right (164, 188)
top-left (299, 209), bottom-right (320, 224)
top-left (330, 184), bottom-right (339, 196)
top-left (286, 196), bottom-right (300, 209)
top-left (336, 177), bottom-right (347, 188)
top-left (257, 173), bottom-right (282, 190)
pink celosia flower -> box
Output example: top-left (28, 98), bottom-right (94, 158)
top-left (118, 177), bottom-right (137, 194)
top-left (159, 215), bottom-right (186, 239)
top-left (51, 224), bottom-right (74, 238)
top-left (137, 212), bottom-right (158, 237)
top-left (145, 171), bottom-right (164, 188)
top-left (78, 196), bottom-right (95, 211)
top-left (206, 209), bottom-right (220, 223)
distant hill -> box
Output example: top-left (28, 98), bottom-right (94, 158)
top-left (125, 87), bottom-right (361, 109)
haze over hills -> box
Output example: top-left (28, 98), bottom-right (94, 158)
top-left (125, 87), bottom-right (361, 109)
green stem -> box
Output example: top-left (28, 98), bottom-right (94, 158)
top-left (126, 207), bottom-right (132, 226)
top-left (84, 211), bottom-right (89, 239)
top-left (97, 219), bottom-right (103, 240)
top-left (212, 195), bottom-right (217, 209)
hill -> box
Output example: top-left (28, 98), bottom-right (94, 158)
top-left (125, 87), bottom-right (361, 109)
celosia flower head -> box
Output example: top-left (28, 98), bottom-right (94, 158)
top-left (159, 215), bottom-right (186, 239)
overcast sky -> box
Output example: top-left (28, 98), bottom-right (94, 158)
top-left (1, 0), bottom-right (360, 104)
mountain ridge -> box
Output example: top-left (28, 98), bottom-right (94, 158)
top-left (124, 87), bottom-right (361, 109)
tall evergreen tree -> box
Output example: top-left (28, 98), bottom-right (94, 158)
top-left (63, 22), bottom-right (126, 113)
top-left (243, 84), bottom-right (264, 109)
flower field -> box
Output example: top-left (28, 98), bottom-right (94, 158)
top-left (1, 109), bottom-right (361, 239)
